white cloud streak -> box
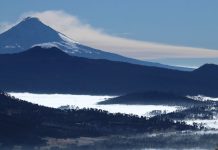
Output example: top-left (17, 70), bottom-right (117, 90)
top-left (2, 10), bottom-right (218, 60)
top-left (0, 22), bottom-right (14, 33)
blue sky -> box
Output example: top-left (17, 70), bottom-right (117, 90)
top-left (1, 0), bottom-right (218, 67)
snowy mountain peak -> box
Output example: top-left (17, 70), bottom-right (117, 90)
top-left (23, 16), bottom-right (40, 21)
top-left (13, 17), bottom-right (53, 34)
top-left (0, 17), bottom-right (191, 71)
top-left (0, 17), bottom-right (78, 53)
top-left (21, 17), bottom-right (41, 24)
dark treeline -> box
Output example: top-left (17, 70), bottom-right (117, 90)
top-left (0, 91), bottom-right (195, 148)
top-left (154, 103), bottom-right (218, 123)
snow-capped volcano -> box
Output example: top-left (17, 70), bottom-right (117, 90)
top-left (0, 17), bottom-right (191, 71)
top-left (0, 17), bottom-right (89, 55)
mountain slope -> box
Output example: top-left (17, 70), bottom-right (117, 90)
top-left (0, 46), bottom-right (217, 96)
top-left (0, 17), bottom-right (191, 71)
top-left (98, 91), bottom-right (206, 106)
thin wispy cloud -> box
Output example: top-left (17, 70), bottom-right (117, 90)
top-left (2, 10), bottom-right (218, 60)
top-left (0, 22), bottom-right (14, 33)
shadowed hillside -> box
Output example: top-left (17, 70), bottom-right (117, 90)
top-left (98, 91), bottom-right (207, 106)
top-left (0, 47), bottom-right (218, 96)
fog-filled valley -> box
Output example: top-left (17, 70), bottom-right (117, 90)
top-left (1, 5), bottom-right (218, 149)
top-left (1, 92), bottom-right (216, 150)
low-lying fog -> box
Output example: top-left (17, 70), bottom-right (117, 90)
top-left (9, 92), bottom-right (218, 130)
top-left (9, 92), bottom-right (179, 117)
top-left (7, 92), bottom-right (218, 149)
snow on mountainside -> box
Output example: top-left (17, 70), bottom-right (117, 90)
top-left (0, 17), bottom-right (192, 71)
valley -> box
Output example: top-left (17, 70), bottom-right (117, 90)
top-left (0, 11), bottom-right (218, 150)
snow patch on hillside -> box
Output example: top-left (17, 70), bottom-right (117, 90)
top-left (187, 95), bottom-right (218, 101)
top-left (58, 33), bottom-right (78, 44)
top-left (186, 119), bottom-right (218, 129)
top-left (32, 42), bottom-right (59, 49)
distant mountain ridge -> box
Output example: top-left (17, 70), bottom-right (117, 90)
top-left (0, 46), bottom-right (217, 96)
top-left (98, 91), bottom-right (207, 106)
top-left (0, 17), bottom-right (192, 71)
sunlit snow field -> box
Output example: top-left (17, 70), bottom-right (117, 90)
top-left (9, 92), bottom-right (179, 117)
